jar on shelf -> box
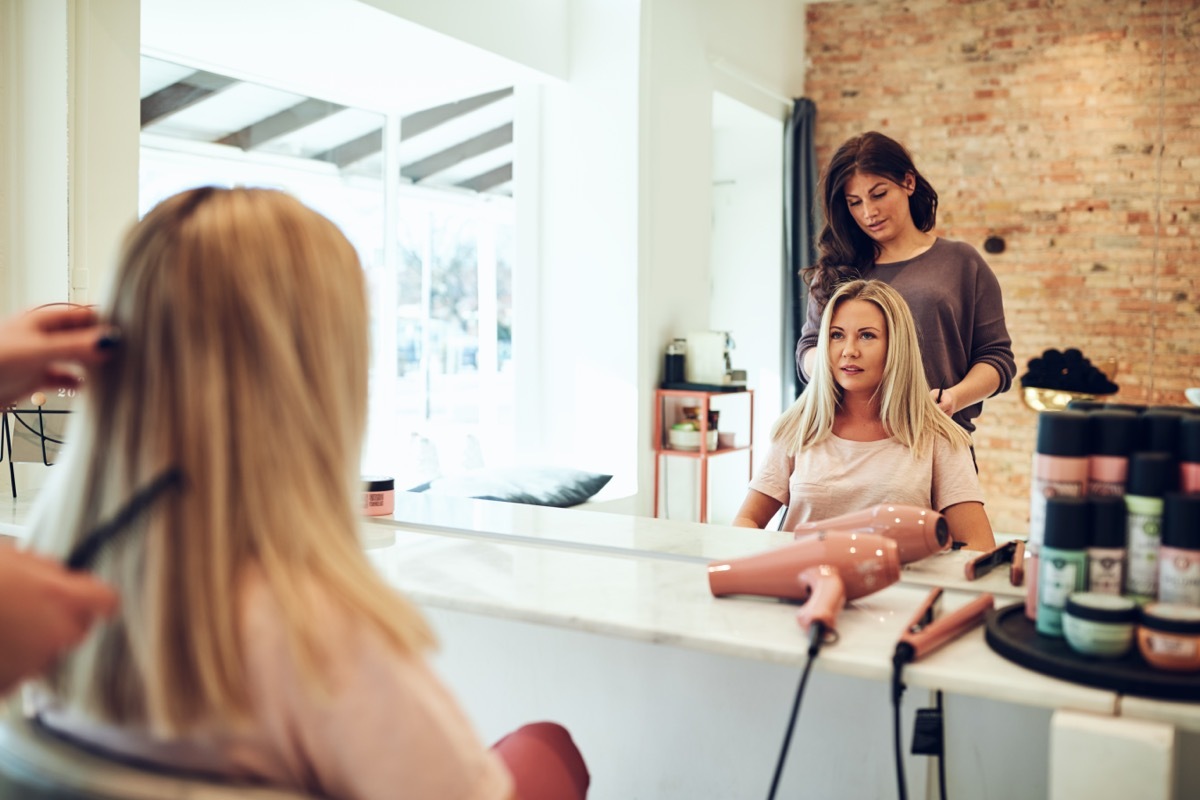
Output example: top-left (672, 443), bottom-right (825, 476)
top-left (664, 338), bottom-right (686, 384)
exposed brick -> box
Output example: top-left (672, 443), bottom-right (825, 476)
top-left (806, 0), bottom-right (1198, 535)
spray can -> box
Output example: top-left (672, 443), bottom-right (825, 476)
top-left (1125, 451), bottom-right (1174, 603)
top-left (1181, 417), bottom-right (1200, 494)
top-left (1087, 410), bottom-right (1139, 498)
top-left (1026, 411), bottom-right (1090, 620)
top-left (1158, 493), bottom-right (1200, 607)
top-left (1037, 496), bottom-right (1090, 638)
top-left (1087, 496), bottom-right (1127, 595)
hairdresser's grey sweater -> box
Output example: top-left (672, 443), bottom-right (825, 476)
top-left (796, 238), bottom-right (1016, 434)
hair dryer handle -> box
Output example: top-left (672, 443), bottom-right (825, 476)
top-left (796, 565), bottom-right (846, 633)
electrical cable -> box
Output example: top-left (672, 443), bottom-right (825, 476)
top-left (893, 644), bottom-right (950, 800)
top-left (765, 621), bottom-right (826, 800)
top-left (935, 690), bottom-right (947, 800)
top-left (891, 645), bottom-right (913, 800)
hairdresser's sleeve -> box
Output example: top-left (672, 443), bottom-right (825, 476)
top-left (242, 583), bottom-right (513, 800)
top-left (795, 284), bottom-right (825, 383)
top-left (969, 259), bottom-right (1015, 396)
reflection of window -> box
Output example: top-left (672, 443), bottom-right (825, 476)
top-left (136, 56), bottom-right (516, 481)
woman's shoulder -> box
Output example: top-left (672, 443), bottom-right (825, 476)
top-left (929, 238), bottom-right (993, 271)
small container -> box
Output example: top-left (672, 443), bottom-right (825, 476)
top-left (664, 339), bottom-right (686, 384)
top-left (362, 475), bottom-right (395, 517)
top-left (1063, 593), bottom-right (1138, 659)
top-left (1087, 496), bottom-right (1127, 595)
top-left (1137, 603), bottom-right (1200, 672)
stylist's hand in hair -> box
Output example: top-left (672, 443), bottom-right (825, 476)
top-left (0, 305), bottom-right (117, 407)
top-left (0, 547), bottom-right (118, 694)
top-left (932, 386), bottom-right (956, 417)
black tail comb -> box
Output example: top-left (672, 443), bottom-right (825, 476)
top-left (65, 468), bottom-right (184, 572)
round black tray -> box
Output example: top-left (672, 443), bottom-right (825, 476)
top-left (985, 602), bottom-right (1200, 702)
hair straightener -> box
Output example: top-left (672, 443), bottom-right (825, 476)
top-left (64, 468), bottom-right (184, 571)
top-left (891, 588), bottom-right (995, 800)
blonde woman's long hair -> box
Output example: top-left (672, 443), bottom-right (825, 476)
top-left (28, 187), bottom-right (433, 734)
top-left (772, 279), bottom-right (972, 457)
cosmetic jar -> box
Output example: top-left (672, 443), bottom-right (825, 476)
top-left (1137, 603), bottom-right (1200, 672)
top-left (361, 476), bottom-right (395, 517)
top-left (1062, 593), bottom-right (1137, 659)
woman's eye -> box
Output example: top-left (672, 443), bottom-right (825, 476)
top-left (830, 331), bottom-right (843, 340)
top-left (871, 192), bottom-right (886, 200)
top-left (846, 198), bottom-right (861, 207)
top-left (862, 332), bottom-right (876, 340)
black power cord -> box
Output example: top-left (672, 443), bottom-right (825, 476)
top-left (892, 644), bottom-right (948, 800)
top-left (766, 621), bottom-right (826, 800)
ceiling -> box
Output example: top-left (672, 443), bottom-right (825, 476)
top-left (139, 0), bottom-right (542, 196)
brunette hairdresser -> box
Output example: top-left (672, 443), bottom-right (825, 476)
top-left (738, 279), bottom-right (995, 551)
top-left (795, 131), bottom-right (1015, 435)
top-left (24, 187), bottom-right (588, 800)
top-left (0, 305), bottom-right (118, 696)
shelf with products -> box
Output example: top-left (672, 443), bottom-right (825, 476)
top-left (652, 387), bottom-right (753, 523)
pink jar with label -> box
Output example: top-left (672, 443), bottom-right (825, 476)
top-left (362, 476), bottom-right (395, 517)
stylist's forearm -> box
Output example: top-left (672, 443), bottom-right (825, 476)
top-left (951, 363), bottom-right (1002, 410)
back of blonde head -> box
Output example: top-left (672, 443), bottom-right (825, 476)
top-left (772, 279), bottom-right (971, 456)
top-left (30, 187), bottom-right (432, 733)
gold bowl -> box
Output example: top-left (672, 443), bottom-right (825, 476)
top-left (1021, 387), bottom-right (1100, 413)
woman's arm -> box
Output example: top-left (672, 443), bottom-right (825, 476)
top-left (932, 362), bottom-right (1002, 416)
top-left (941, 501), bottom-right (996, 552)
top-left (732, 489), bottom-right (784, 529)
top-left (794, 287), bottom-right (826, 383)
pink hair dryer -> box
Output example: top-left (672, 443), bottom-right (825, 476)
top-left (790, 504), bottom-right (950, 565)
top-left (708, 531), bottom-right (901, 633)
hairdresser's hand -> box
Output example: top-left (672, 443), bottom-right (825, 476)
top-left (0, 547), bottom-right (118, 695)
top-left (0, 306), bottom-right (117, 407)
top-left (931, 386), bottom-right (957, 416)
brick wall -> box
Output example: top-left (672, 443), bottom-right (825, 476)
top-left (805, 0), bottom-right (1199, 533)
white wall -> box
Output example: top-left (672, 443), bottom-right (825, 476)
top-left (634, 0), bottom-right (801, 516)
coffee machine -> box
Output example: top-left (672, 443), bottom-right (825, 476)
top-left (684, 331), bottom-right (737, 386)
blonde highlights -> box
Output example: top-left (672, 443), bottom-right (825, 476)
top-left (29, 188), bottom-right (433, 733)
top-left (772, 279), bottom-right (972, 456)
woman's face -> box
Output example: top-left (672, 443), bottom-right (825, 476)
top-left (842, 171), bottom-right (915, 244)
top-left (828, 298), bottom-right (888, 395)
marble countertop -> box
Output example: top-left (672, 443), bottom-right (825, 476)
top-left (363, 523), bottom-right (1114, 715)
top-left (378, 492), bottom-right (1029, 599)
top-left (10, 489), bottom-right (1195, 722)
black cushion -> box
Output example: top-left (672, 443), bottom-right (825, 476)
top-left (407, 466), bottom-right (612, 508)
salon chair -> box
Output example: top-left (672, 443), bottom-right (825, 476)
top-left (0, 711), bottom-right (316, 800)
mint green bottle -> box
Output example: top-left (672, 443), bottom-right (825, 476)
top-left (1125, 452), bottom-right (1173, 603)
top-left (1037, 497), bottom-right (1090, 638)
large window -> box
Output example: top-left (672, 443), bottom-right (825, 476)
top-left (138, 56), bottom-right (516, 484)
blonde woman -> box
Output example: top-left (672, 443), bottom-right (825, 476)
top-left (25, 187), bottom-right (588, 800)
top-left (734, 279), bottom-right (995, 551)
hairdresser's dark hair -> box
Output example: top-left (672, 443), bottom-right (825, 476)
top-left (802, 131), bottom-right (938, 304)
